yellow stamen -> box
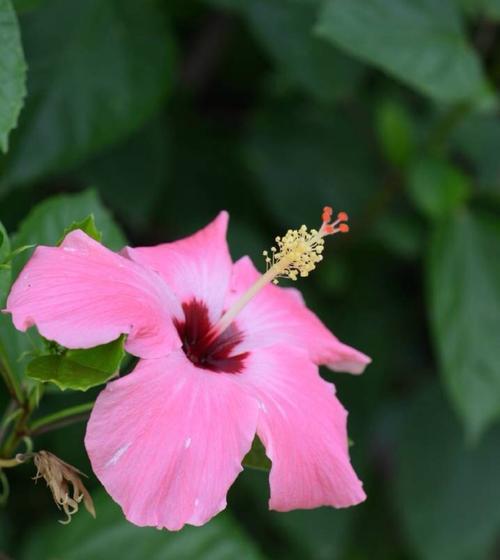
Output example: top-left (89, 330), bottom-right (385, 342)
top-left (264, 225), bottom-right (325, 283)
top-left (207, 207), bottom-right (348, 340)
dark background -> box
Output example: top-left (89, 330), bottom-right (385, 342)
top-left (1, 0), bottom-right (500, 558)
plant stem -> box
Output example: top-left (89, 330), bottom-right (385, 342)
top-left (30, 402), bottom-right (94, 436)
top-left (0, 455), bottom-right (26, 468)
top-left (0, 401), bottom-right (31, 458)
top-left (0, 341), bottom-right (23, 405)
top-left (0, 400), bottom-right (17, 447)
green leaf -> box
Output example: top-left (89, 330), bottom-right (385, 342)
top-left (452, 115), bottom-right (500, 197)
top-left (232, 0), bottom-right (365, 103)
top-left (203, 0), bottom-right (247, 9)
top-left (58, 214), bottom-right (102, 245)
top-left (428, 209), bottom-right (500, 438)
top-left (80, 118), bottom-right (170, 232)
top-left (27, 336), bottom-right (125, 391)
top-left (12, 0), bottom-right (41, 13)
top-left (21, 490), bottom-right (264, 560)
top-left (372, 211), bottom-right (425, 260)
top-left (0, 221), bottom-right (11, 305)
top-left (395, 384), bottom-right (500, 560)
top-left (273, 508), bottom-right (354, 560)
top-left (243, 436), bottom-right (271, 471)
top-left (30, 401), bottom-right (94, 434)
top-left (238, 468), bottom-right (355, 560)
top-left (0, 314), bottom-right (42, 388)
top-left (0, 222), bottom-right (11, 259)
top-left (0, 0), bottom-right (175, 193)
top-left (161, 109), bottom-right (261, 234)
top-left (244, 103), bottom-right (379, 227)
top-left (316, 0), bottom-right (493, 104)
top-left (407, 158), bottom-right (471, 220)
top-left (12, 189), bottom-right (125, 276)
top-left (459, 0), bottom-right (500, 19)
top-left (375, 99), bottom-right (416, 168)
top-left (0, 0), bottom-right (27, 153)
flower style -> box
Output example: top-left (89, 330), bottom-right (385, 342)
top-left (5, 210), bottom-right (370, 530)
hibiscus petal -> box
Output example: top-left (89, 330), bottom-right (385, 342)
top-left (85, 352), bottom-right (259, 530)
top-left (5, 230), bottom-right (182, 358)
top-left (241, 345), bottom-right (366, 510)
top-left (227, 256), bottom-right (371, 374)
top-left (124, 212), bottom-right (232, 321)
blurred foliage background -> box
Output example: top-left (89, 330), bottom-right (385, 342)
top-left (1, 0), bottom-right (500, 558)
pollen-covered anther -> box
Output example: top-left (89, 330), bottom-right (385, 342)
top-left (265, 225), bottom-right (325, 283)
top-left (263, 207), bottom-right (349, 284)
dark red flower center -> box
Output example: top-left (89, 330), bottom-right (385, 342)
top-left (174, 299), bottom-right (249, 374)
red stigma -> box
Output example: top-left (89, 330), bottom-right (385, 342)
top-left (322, 206), bottom-right (333, 223)
top-left (321, 205), bottom-right (349, 235)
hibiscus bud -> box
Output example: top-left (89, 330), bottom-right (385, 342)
top-left (32, 451), bottom-right (95, 524)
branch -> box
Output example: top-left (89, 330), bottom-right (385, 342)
top-left (30, 402), bottom-right (94, 436)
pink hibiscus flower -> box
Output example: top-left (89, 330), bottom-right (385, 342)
top-left (5, 209), bottom-right (370, 530)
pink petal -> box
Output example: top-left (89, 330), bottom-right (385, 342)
top-left (85, 352), bottom-right (259, 531)
top-left (5, 230), bottom-right (182, 358)
top-left (242, 345), bottom-right (366, 510)
top-left (124, 212), bottom-right (232, 321)
top-left (227, 257), bottom-right (371, 374)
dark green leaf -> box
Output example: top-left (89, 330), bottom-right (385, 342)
top-left (372, 211), bottom-right (425, 260)
top-left (452, 115), bottom-right (500, 197)
top-left (80, 118), bottom-right (170, 232)
top-left (0, 314), bottom-right (42, 388)
top-left (459, 0), bottom-right (500, 19)
top-left (27, 336), bottom-right (125, 391)
top-left (162, 110), bottom-right (263, 235)
top-left (235, 0), bottom-right (365, 103)
top-left (238, 467), bottom-right (356, 560)
top-left (12, 0), bottom-right (41, 13)
top-left (0, 0), bottom-right (26, 153)
top-left (272, 508), bottom-right (354, 560)
top-left (316, 0), bottom-right (492, 104)
top-left (204, 0), bottom-right (247, 9)
top-left (428, 209), bottom-right (500, 437)
top-left (58, 214), bottom-right (102, 245)
top-left (243, 436), bottom-right (271, 471)
top-left (0, 0), bottom-right (175, 193)
top-left (407, 158), bottom-right (471, 219)
top-left (21, 490), bottom-right (264, 560)
top-left (245, 104), bottom-right (379, 227)
top-left (12, 189), bottom-right (125, 276)
top-left (375, 99), bottom-right (416, 168)
top-left (481, 0), bottom-right (500, 17)
top-left (395, 384), bottom-right (500, 560)
top-left (0, 222), bottom-right (9, 257)
top-left (0, 221), bottom-right (11, 305)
